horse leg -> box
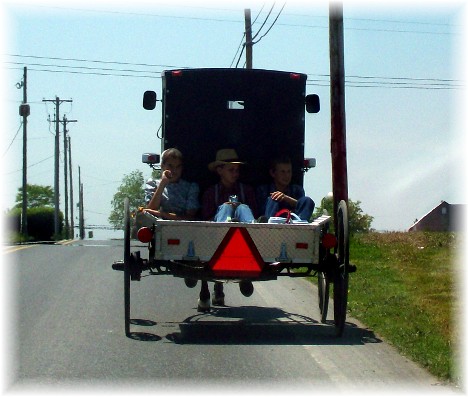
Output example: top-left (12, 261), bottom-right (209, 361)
top-left (212, 282), bottom-right (225, 306)
top-left (197, 280), bottom-right (211, 312)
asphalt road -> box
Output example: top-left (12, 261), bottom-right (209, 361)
top-left (3, 239), bottom-right (457, 394)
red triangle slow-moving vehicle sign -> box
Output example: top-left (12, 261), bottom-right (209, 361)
top-left (209, 227), bottom-right (264, 277)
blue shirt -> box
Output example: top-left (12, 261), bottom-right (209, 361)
top-left (145, 178), bottom-right (200, 216)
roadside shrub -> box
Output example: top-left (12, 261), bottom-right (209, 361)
top-left (5, 207), bottom-right (63, 242)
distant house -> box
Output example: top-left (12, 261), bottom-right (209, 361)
top-left (409, 201), bottom-right (465, 232)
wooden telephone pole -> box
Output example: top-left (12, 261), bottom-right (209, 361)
top-left (78, 166), bottom-right (85, 240)
top-left (42, 97), bottom-right (73, 239)
top-left (68, 136), bottom-right (75, 238)
top-left (61, 116), bottom-right (77, 239)
top-left (244, 9), bottom-right (253, 69)
top-left (329, 2), bottom-right (348, 229)
top-left (18, 67), bottom-right (30, 238)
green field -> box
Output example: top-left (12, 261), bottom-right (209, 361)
top-left (342, 232), bottom-right (463, 385)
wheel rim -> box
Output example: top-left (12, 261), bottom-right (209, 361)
top-left (333, 200), bottom-right (349, 336)
top-left (124, 197), bottom-right (131, 336)
top-left (318, 272), bottom-right (329, 323)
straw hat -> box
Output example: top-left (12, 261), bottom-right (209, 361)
top-left (208, 148), bottom-right (245, 172)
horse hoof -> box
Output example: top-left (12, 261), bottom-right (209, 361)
top-left (197, 298), bottom-right (210, 312)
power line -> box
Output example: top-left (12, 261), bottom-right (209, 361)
top-left (280, 12), bottom-right (457, 28)
top-left (7, 54), bottom-right (187, 69)
top-left (306, 80), bottom-right (461, 90)
top-left (346, 74), bottom-right (459, 83)
top-left (229, 32), bottom-right (245, 68)
top-left (305, 72), bottom-right (463, 89)
top-left (71, 1), bottom-right (456, 30)
top-left (3, 155), bottom-right (54, 175)
top-left (6, 55), bottom-right (462, 90)
top-left (251, 4), bottom-right (265, 25)
top-left (22, 4), bottom-right (245, 25)
top-left (9, 54), bottom-right (462, 83)
top-left (19, 4), bottom-right (457, 35)
top-left (2, 122), bottom-right (23, 158)
top-left (251, 3), bottom-right (276, 41)
top-left (342, 25), bottom-right (454, 35)
top-left (252, 3), bottom-right (286, 45)
top-left (6, 61), bottom-right (162, 76)
top-left (234, 42), bottom-right (246, 68)
top-left (6, 65), bottom-right (461, 90)
top-left (5, 66), bottom-right (160, 79)
top-left (6, 54), bottom-right (167, 78)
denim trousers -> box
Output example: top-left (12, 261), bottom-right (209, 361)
top-left (264, 196), bottom-right (315, 221)
top-left (214, 203), bottom-right (255, 222)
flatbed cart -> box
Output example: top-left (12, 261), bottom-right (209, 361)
top-left (111, 68), bottom-right (356, 337)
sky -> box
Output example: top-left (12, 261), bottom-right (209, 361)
top-left (1, 0), bottom-right (466, 239)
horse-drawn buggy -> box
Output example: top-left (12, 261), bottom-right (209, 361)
top-left (112, 68), bottom-right (355, 337)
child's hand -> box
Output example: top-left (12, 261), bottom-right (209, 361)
top-left (143, 208), bottom-right (162, 217)
top-left (270, 191), bottom-right (285, 202)
top-left (161, 170), bottom-right (173, 183)
top-left (224, 201), bottom-right (240, 208)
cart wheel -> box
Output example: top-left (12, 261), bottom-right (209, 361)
top-left (333, 200), bottom-right (349, 337)
top-left (318, 272), bottom-right (329, 323)
top-left (123, 197), bottom-right (131, 337)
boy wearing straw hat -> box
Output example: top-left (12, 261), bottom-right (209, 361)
top-left (198, 149), bottom-right (257, 311)
top-left (202, 148), bottom-right (257, 222)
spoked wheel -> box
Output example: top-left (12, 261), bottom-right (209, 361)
top-left (317, 272), bottom-right (330, 323)
top-left (123, 197), bottom-right (131, 337)
top-left (333, 200), bottom-right (349, 337)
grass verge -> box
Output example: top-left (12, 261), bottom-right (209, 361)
top-left (344, 232), bottom-right (462, 384)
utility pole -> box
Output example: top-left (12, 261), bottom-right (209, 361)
top-left (244, 9), bottom-right (253, 69)
top-left (42, 96), bottom-right (73, 240)
top-left (61, 116), bottom-right (77, 239)
top-left (329, 2), bottom-right (348, 231)
top-left (68, 136), bottom-right (75, 238)
top-left (53, 97), bottom-right (60, 239)
top-left (78, 166), bottom-right (84, 240)
top-left (18, 67), bottom-right (30, 239)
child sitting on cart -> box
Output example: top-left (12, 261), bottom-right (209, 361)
top-left (197, 148), bottom-right (257, 312)
top-left (202, 148), bottom-right (257, 222)
top-left (257, 155), bottom-right (315, 222)
top-left (144, 148), bottom-right (200, 220)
